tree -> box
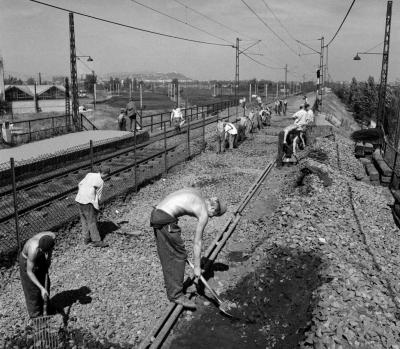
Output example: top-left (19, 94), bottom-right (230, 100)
top-left (26, 77), bottom-right (36, 85)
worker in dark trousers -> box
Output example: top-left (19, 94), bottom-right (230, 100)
top-left (75, 166), bottom-right (111, 247)
top-left (19, 232), bottom-right (55, 318)
top-left (150, 188), bottom-right (227, 309)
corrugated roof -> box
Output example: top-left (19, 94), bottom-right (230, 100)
top-left (5, 84), bottom-right (65, 96)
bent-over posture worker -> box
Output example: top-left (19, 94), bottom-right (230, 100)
top-left (19, 232), bottom-right (55, 318)
top-left (150, 188), bottom-right (227, 309)
top-left (75, 166), bottom-right (111, 247)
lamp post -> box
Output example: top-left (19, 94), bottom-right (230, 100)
top-left (354, 1), bottom-right (392, 131)
top-left (353, 52), bottom-right (382, 60)
top-left (76, 56), bottom-right (95, 109)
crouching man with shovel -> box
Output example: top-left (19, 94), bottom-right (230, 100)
top-left (150, 188), bottom-right (227, 310)
top-left (19, 232), bottom-right (55, 318)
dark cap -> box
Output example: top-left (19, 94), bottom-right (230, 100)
top-left (216, 199), bottom-right (227, 216)
top-left (99, 166), bottom-right (111, 175)
top-left (38, 235), bottom-right (55, 252)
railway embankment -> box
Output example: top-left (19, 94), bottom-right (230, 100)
top-left (1, 92), bottom-right (399, 349)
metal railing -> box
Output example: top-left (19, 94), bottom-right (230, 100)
top-left (0, 101), bottom-right (240, 262)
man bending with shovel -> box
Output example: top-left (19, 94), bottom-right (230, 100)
top-left (150, 188), bottom-right (227, 309)
top-left (19, 232), bottom-right (55, 318)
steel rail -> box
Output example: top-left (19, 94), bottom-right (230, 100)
top-left (0, 108), bottom-right (241, 234)
top-left (139, 159), bottom-right (276, 349)
top-left (0, 112), bottom-right (222, 196)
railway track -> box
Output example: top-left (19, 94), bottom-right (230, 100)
top-left (139, 159), bottom-right (276, 349)
top-left (0, 111), bottom-right (234, 252)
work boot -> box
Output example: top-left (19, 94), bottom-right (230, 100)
top-left (173, 295), bottom-right (196, 310)
top-left (92, 241), bottom-right (109, 248)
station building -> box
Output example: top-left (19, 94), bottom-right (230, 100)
top-left (4, 84), bottom-right (67, 114)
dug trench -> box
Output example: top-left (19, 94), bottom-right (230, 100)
top-left (166, 246), bottom-right (322, 349)
top-left (164, 167), bottom-right (325, 349)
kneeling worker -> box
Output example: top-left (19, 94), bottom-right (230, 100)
top-left (19, 232), bottom-right (56, 318)
top-left (75, 166), bottom-right (111, 247)
top-left (150, 188), bottom-right (227, 309)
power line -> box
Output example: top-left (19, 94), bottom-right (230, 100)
top-left (128, 0), bottom-right (234, 45)
top-left (363, 41), bottom-right (384, 53)
top-left (27, 0), bottom-right (234, 48)
top-left (240, 0), bottom-right (298, 56)
top-left (241, 52), bottom-right (282, 70)
top-left (260, 0), bottom-right (297, 42)
top-left (172, 0), bottom-right (257, 41)
top-left (326, 0), bottom-right (356, 47)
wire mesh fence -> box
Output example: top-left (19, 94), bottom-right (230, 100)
top-left (0, 100), bottom-right (240, 261)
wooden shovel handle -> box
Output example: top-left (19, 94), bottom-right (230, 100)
top-left (43, 273), bottom-right (49, 316)
top-left (186, 259), bottom-right (223, 304)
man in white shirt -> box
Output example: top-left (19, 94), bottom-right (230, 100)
top-left (75, 166), bottom-right (111, 247)
top-left (305, 103), bottom-right (314, 125)
top-left (171, 106), bottom-right (184, 133)
top-left (283, 105), bottom-right (308, 145)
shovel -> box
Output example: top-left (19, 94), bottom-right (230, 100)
top-left (186, 259), bottom-right (235, 317)
top-left (31, 274), bottom-right (60, 348)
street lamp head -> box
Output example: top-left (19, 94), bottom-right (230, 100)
top-left (87, 56), bottom-right (94, 62)
top-left (353, 53), bottom-right (361, 61)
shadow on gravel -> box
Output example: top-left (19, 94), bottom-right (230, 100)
top-left (51, 286), bottom-right (92, 310)
top-left (98, 220), bottom-right (120, 239)
top-left (168, 246), bottom-right (323, 349)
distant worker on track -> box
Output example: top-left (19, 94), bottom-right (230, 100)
top-left (171, 105), bottom-right (185, 133)
top-left (150, 188), bottom-right (227, 309)
top-left (126, 98), bottom-right (142, 132)
top-left (19, 231), bottom-right (55, 318)
top-left (75, 166), bottom-right (111, 248)
top-left (117, 108), bottom-right (127, 131)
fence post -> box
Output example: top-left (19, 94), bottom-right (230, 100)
top-left (134, 119), bottom-right (137, 193)
top-left (202, 111), bottom-right (206, 151)
top-left (151, 114), bottom-right (153, 133)
top-left (52, 117), bottom-right (55, 136)
top-left (28, 121), bottom-right (32, 142)
top-left (187, 116), bottom-right (190, 159)
top-left (90, 140), bottom-right (94, 172)
top-left (10, 157), bottom-right (21, 251)
top-left (228, 103), bottom-right (230, 122)
top-left (164, 122), bottom-right (168, 174)
top-left (160, 113), bottom-right (163, 130)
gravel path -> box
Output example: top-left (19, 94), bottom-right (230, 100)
top-left (0, 109), bottom-right (281, 348)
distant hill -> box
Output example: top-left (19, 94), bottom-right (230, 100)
top-left (101, 71), bottom-right (192, 81)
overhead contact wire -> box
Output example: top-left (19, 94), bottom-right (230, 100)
top-left (128, 0), bottom-right (234, 45)
top-left (240, 0), bottom-right (298, 56)
top-left (326, 0), bottom-right (356, 47)
top-left (27, 0), bottom-right (234, 48)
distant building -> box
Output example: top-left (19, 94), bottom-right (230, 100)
top-left (5, 84), bottom-right (67, 114)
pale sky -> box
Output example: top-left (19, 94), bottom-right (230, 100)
top-left (1, 0), bottom-right (399, 83)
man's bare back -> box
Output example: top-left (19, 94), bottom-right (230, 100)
top-left (156, 188), bottom-right (208, 221)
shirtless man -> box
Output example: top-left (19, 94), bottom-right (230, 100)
top-left (19, 231), bottom-right (55, 318)
top-left (150, 188), bottom-right (227, 309)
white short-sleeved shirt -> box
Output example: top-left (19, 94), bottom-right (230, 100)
top-left (75, 173), bottom-right (104, 210)
top-left (171, 108), bottom-right (183, 119)
top-left (224, 123), bottom-right (238, 135)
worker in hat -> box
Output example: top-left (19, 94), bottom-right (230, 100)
top-left (75, 166), bottom-right (111, 248)
top-left (117, 108), bottom-right (127, 131)
top-left (150, 188), bottom-right (227, 309)
top-left (19, 231), bottom-right (56, 318)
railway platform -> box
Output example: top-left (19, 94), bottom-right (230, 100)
top-left (0, 130), bottom-right (133, 164)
